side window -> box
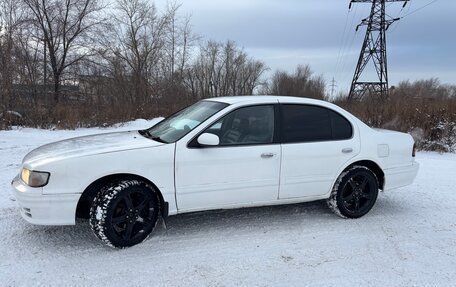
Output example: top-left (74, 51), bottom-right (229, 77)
top-left (330, 110), bottom-right (353, 140)
top-left (205, 105), bottom-right (275, 146)
top-left (281, 105), bottom-right (332, 143)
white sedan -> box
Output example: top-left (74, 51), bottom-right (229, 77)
top-left (11, 96), bottom-right (419, 248)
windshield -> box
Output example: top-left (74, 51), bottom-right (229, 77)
top-left (141, 101), bottom-right (228, 143)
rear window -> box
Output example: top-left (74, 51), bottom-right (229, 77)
top-left (330, 110), bottom-right (353, 140)
top-left (281, 105), bottom-right (352, 143)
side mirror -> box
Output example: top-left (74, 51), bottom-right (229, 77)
top-left (197, 133), bottom-right (219, 146)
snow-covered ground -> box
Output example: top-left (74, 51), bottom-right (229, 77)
top-left (1, 121), bottom-right (455, 286)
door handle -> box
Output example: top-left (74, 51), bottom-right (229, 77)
top-left (342, 148), bottom-right (353, 154)
top-left (261, 153), bottom-right (275, 159)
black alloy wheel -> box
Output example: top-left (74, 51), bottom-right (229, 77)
top-left (328, 166), bottom-right (379, 218)
top-left (110, 189), bottom-right (156, 241)
top-left (90, 180), bottom-right (160, 248)
top-left (341, 173), bottom-right (377, 216)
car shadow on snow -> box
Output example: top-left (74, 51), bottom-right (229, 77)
top-left (155, 200), bottom-right (333, 237)
top-left (154, 194), bottom-right (410, 238)
top-left (8, 195), bottom-right (408, 252)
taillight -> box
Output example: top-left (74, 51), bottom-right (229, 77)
top-left (412, 143), bottom-right (416, 157)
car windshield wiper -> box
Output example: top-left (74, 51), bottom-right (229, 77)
top-left (138, 130), bottom-right (166, 143)
top-left (138, 129), bottom-right (149, 137)
top-left (151, 136), bottom-right (165, 143)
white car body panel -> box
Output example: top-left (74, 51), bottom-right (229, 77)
top-left (279, 139), bottom-right (360, 199)
top-left (175, 144), bottom-right (281, 211)
top-left (174, 98), bottom-right (281, 211)
top-left (277, 98), bottom-right (362, 199)
top-left (22, 131), bottom-right (163, 165)
top-left (10, 96), bottom-right (419, 225)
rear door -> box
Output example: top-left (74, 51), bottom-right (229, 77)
top-left (279, 104), bottom-right (360, 199)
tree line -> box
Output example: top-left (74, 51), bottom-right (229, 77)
top-left (0, 0), bottom-right (326, 127)
top-left (335, 79), bottom-right (456, 152)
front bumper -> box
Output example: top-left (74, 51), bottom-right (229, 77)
top-left (11, 176), bottom-right (80, 225)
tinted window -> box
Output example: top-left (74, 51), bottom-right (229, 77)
top-left (281, 105), bottom-right (352, 143)
top-left (205, 105), bottom-right (275, 146)
top-left (330, 110), bottom-right (353, 140)
top-left (281, 105), bottom-right (332, 143)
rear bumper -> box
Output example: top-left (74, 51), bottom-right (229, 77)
top-left (383, 161), bottom-right (419, 191)
top-left (11, 176), bottom-right (80, 225)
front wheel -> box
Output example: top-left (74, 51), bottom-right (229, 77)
top-left (327, 166), bottom-right (379, 218)
top-left (89, 180), bottom-right (160, 248)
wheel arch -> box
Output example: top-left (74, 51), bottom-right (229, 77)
top-left (76, 173), bottom-right (167, 220)
top-left (342, 160), bottom-right (385, 190)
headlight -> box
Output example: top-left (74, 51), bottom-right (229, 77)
top-left (21, 168), bottom-right (50, 187)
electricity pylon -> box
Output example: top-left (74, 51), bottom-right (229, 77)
top-left (348, 0), bottom-right (408, 100)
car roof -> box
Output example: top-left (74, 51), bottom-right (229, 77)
top-left (203, 95), bottom-right (363, 126)
top-left (204, 95), bottom-right (332, 106)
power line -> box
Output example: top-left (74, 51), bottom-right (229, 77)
top-left (390, 0), bottom-right (437, 34)
top-left (335, 5), bottom-right (359, 87)
top-left (340, 29), bottom-right (359, 87)
top-left (401, 0), bottom-right (438, 18)
top-left (389, 1), bottom-right (411, 33)
top-left (334, 8), bottom-right (351, 81)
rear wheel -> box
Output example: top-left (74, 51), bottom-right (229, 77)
top-left (89, 180), bottom-right (160, 248)
top-left (327, 166), bottom-right (379, 218)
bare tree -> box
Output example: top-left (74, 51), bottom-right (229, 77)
top-left (0, 0), bottom-right (28, 110)
top-left (109, 0), bottom-right (170, 105)
top-left (151, 3), bottom-right (198, 108)
top-left (162, 1), bottom-right (197, 83)
top-left (14, 27), bottom-right (44, 104)
top-left (23, 0), bottom-right (104, 104)
top-left (393, 78), bottom-right (449, 99)
top-left (185, 40), bottom-right (267, 100)
top-left (267, 64), bottom-right (326, 100)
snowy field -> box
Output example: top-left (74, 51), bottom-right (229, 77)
top-left (1, 121), bottom-right (455, 286)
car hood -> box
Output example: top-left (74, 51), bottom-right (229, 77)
top-left (23, 131), bottom-right (164, 165)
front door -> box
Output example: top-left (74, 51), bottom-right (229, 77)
top-left (175, 105), bottom-right (281, 211)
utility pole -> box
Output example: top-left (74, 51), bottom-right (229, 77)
top-left (330, 77), bottom-right (337, 98)
top-left (43, 39), bottom-right (47, 100)
top-left (348, 0), bottom-right (408, 100)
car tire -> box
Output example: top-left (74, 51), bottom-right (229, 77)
top-left (89, 179), bottom-right (160, 248)
top-left (327, 166), bottom-right (379, 219)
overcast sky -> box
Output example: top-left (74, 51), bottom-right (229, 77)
top-left (155, 0), bottom-right (454, 93)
